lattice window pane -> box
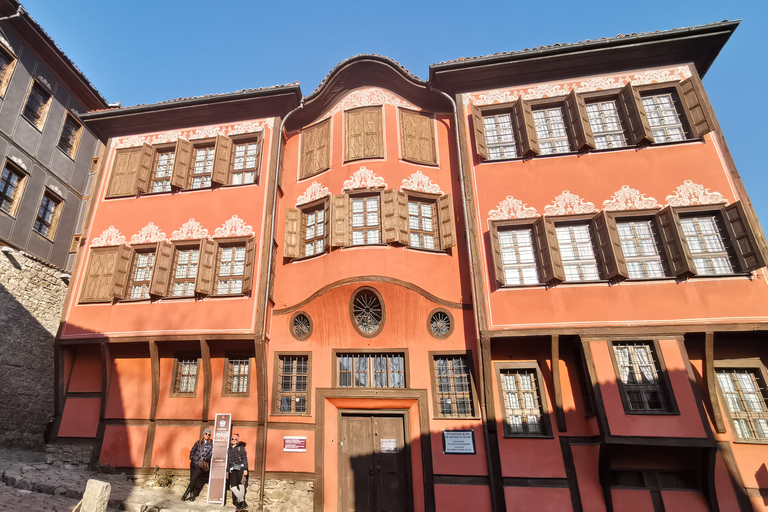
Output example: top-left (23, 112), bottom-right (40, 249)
top-left (174, 358), bottom-right (198, 394)
top-left (433, 356), bottom-right (474, 417)
top-left (617, 220), bottom-right (666, 278)
top-left (680, 216), bottom-right (734, 275)
top-left (499, 228), bottom-right (539, 285)
top-left (717, 369), bottom-right (768, 441)
top-left (500, 369), bottom-right (545, 435)
top-left (152, 152), bottom-right (174, 193)
top-left (613, 342), bottom-right (671, 413)
top-left (337, 353), bottom-right (405, 389)
top-left (556, 224), bottom-right (599, 282)
top-left (586, 101), bottom-right (626, 149)
top-left (227, 358), bottom-right (250, 394)
top-left (0, 166), bottom-right (22, 214)
top-left (641, 94), bottom-right (686, 143)
top-left (533, 107), bottom-right (570, 155)
top-left (483, 113), bottom-right (518, 160)
top-left (278, 355), bottom-right (309, 414)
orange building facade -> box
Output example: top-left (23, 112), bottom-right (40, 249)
top-left (53, 21), bottom-right (768, 511)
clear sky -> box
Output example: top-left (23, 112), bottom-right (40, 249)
top-left (21, 0), bottom-right (768, 224)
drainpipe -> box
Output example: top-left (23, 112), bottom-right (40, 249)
top-left (258, 96), bottom-right (304, 510)
top-left (429, 85), bottom-right (500, 510)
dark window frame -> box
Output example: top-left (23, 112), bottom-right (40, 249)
top-left (332, 348), bottom-right (409, 390)
top-left (427, 307), bottom-right (454, 340)
top-left (405, 190), bottom-right (441, 252)
top-left (605, 209), bottom-right (670, 281)
top-left (714, 358), bottom-right (768, 445)
top-left (490, 217), bottom-right (545, 287)
top-left (0, 160), bottom-right (27, 218)
top-left (33, 189), bottom-right (63, 240)
top-left (148, 142), bottom-right (176, 195)
top-left (349, 286), bottom-right (386, 338)
top-left (57, 113), bottom-right (83, 159)
top-left (124, 243), bottom-right (157, 302)
top-left (221, 354), bottom-right (252, 398)
top-left (289, 311), bottom-right (313, 341)
top-left (428, 351), bottom-right (479, 420)
top-left (229, 133), bottom-right (263, 186)
top-left (272, 352), bottom-right (312, 416)
top-left (168, 241), bottom-right (202, 298)
top-left (22, 79), bottom-right (52, 130)
top-left (213, 236), bottom-right (249, 296)
top-left (0, 43), bottom-right (17, 97)
top-left (169, 354), bottom-right (201, 398)
top-left (494, 361), bottom-right (554, 438)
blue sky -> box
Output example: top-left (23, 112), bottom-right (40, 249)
top-left (22, 0), bottom-right (768, 224)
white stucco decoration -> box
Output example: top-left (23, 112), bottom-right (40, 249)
top-left (115, 121), bottom-right (270, 148)
top-left (342, 166), bottom-right (387, 190)
top-left (130, 223), bottom-right (167, 244)
top-left (91, 226), bottom-right (126, 247)
top-left (296, 181), bottom-right (331, 206)
top-left (9, 155), bottom-right (26, 170)
top-left (170, 219), bottom-right (210, 240)
top-left (602, 186), bottom-right (660, 211)
top-left (37, 75), bottom-right (52, 90)
top-left (665, 180), bottom-right (726, 206)
top-left (400, 171), bottom-right (443, 195)
top-left (188, 126), bottom-right (226, 140)
top-left (214, 215), bottom-right (254, 237)
top-left (0, 35), bottom-right (12, 52)
top-left (488, 195), bottom-right (539, 220)
top-left (323, 88), bottom-right (418, 119)
top-left (544, 191), bottom-right (597, 215)
top-left (47, 184), bottom-right (64, 197)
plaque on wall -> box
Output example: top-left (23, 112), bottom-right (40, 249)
top-left (380, 438), bottom-right (399, 453)
top-left (283, 436), bottom-right (307, 452)
top-left (442, 430), bottom-right (476, 454)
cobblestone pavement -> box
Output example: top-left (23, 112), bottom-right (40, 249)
top-left (0, 447), bottom-right (250, 511)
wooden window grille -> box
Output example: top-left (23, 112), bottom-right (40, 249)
top-left (408, 199), bottom-right (437, 249)
top-left (129, 251), bottom-right (155, 299)
top-left (483, 113), bottom-right (518, 160)
top-left (434, 355), bottom-right (473, 417)
top-left (617, 220), bottom-right (666, 278)
top-left (499, 227), bottom-right (540, 285)
top-left (173, 358), bottom-right (198, 394)
top-left (500, 369), bottom-right (546, 435)
top-left (278, 355), bottom-right (309, 413)
top-left (613, 342), bottom-right (671, 413)
top-left (226, 357), bottom-right (250, 395)
top-left (190, 146), bottom-right (215, 189)
top-left (23, 81), bottom-right (52, 129)
top-left (34, 192), bottom-right (62, 239)
top-left (556, 224), bottom-right (600, 281)
top-left (351, 288), bottom-right (384, 336)
top-left (303, 206), bottom-right (326, 256)
top-left (351, 195), bottom-right (381, 245)
top-left (585, 100), bottom-right (626, 149)
top-left (680, 215), bottom-right (735, 275)
top-left (232, 141), bottom-right (259, 185)
top-left (533, 107), bottom-right (570, 154)
top-left (429, 310), bottom-right (452, 339)
top-left (291, 312), bottom-right (312, 340)
top-left (717, 369), bottom-right (768, 441)
top-left (170, 247), bottom-right (199, 297)
top-left (57, 114), bottom-right (83, 158)
top-left (215, 244), bottom-right (246, 295)
top-left (0, 45), bottom-right (15, 96)
top-left (0, 164), bottom-right (24, 216)
top-left (641, 93), bottom-right (687, 142)
top-left (337, 353), bottom-right (405, 389)
top-left (151, 151), bottom-right (174, 193)
top-left (400, 109), bottom-right (436, 165)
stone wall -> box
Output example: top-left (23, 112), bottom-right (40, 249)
top-left (0, 249), bottom-right (68, 448)
top-left (263, 478), bottom-right (314, 511)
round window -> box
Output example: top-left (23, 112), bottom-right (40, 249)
top-left (428, 308), bottom-right (453, 339)
top-left (350, 287), bottom-right (385, 337)
top-left (290, 312), bottom-right (313, 341)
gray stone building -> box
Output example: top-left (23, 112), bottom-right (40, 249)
top-left (0, 0), bottom-right (108, 448)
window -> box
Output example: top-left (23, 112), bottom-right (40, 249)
top-left (641, 92), bottom-right (687, 142)
top-left (106, 143), bottom-right (157, 198)
top-left (345, 106), bottom-right (383, 161)
top-left (79, 245), bottom-right (134, 303)
top-left (150, 150), bottom-right (174, 193)
top-left (303, 203), bottom-right (327, 256)
top-left (231, 136), bottom-right (262, 185)
top-left (351, 194), bottom-right (381, 245)
top-left (432, 354), bottom-right (474, 417)
top-left (57, 114), bottom-right (83, 158)
top-left (128, 250), bottom-right (155, 299)
top-left (717, 368), bottom-right (768, 441)
top-left (482, 113), bottom-right (518, 160)
top-left (400, 109), bottom-right (436, 165)
top-left (350, 287), bottom-right (385, 337)
top-left (275, 354), bottom-right (309, 414)
top-left (586, 100), bottom-right (626, 149)
top-left (471, 101), bottom-right (538, 161)
top-left (337, 352), bottom-right (405, 388)
top-left (190, 145), bottom-right (215, 189)
top-left (679, 215), bottom-right (734, 275)
top-left (556, 223), bottom-right (600, 282)
top-left (428, 309), bottom-right (453, 339)
top-left (22, 81), bottom-right (52, 129)
top-left (170, 246), bottom-right (199, 297)
top-left (408, 198), bottom-right (437, 249)
top-left (290, 312), bottom-right (313, 341)
top-left (496, 364), bottom-right (550, 437)
top-left (283, 198), bottom-right (330, 259)
top-left (300, 119), bottom-right (330, 179)
top-left (498, 227), bottom-right (540, 285)
top-left (34, 191), bottom-right (63, 239)
top-left (215, 243), bottom-right (246, 295)
top-left (616, 219), bottom-right (666, 279)
top-left (0, 163), bottom-right (26, 216)
top-left (224, 356), bottom-right (250, 396)
top-left (612, 341), bottom-right (674, 414)
top-left (533, 106), bottom-right (570, 155)
top-left (0, 44), bottom-right (17, 97)
top-left (172, 357), bottom-right (199, 396)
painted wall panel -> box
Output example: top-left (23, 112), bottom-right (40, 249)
top-left (610, 489), bottom-right (654, 512)
top-left (105, 358), bottom-right (151, 419)
top-left (67, 345), bottom-right (102, 393)
top-left (661, 490), bottom-right (710, 512)
top-left (435, 484), bottom-right (491, 511)
top-left (571, 444), bottom-right (607, 512)
top-left (99, 425), bottom-right (148, 467)
top-left (265, 429), bottom-right (314, 473)
top-left (151, 426), bottom-right (200, 469)
top-left (58, 397), bottom-right (99, 438)
top-left (503, 486), bottom-right (573, 511)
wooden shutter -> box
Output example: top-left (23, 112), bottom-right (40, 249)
top-left (489, 222), bottom-right (506, 285)
top-left (401, 110), bottom-right (436, 165)
top-left (106, 147), bottom-right (141, 198)
top-left (396, 192), bottom-right (410, 245)
top-left (512, 99), bottom-right (540, 156)
top-left (331, 194), bottom-right (350, 247)
top-left (301, 119), bottom-right (330, 178)
top-left (565, 90), bottom-right (595, 151)
top-left (79, 248), bottom-right (118, 303)
top-left (534, 216), bottom-right (565, 283)
top-left (592, 212), bottom-right (628, 280)
top-left (149, 241), bottom-right (173, 297)
top-left (135, 143), bottom-right (156, 193)
top-left (345, 107), bottom-right (383, 161)
top-left (438, 194), bottom-right (456, 249)
top-left (655, 207), bottom-right (696, 276)
top-left (382, 189), bottom-right (399, 243)
top-left (195, 238), bottom-right (217, 295)
top-left (112, 244), bottom-right (134, 299)
top-left (722, 201), bottom-right (766, 272)
top-left (242, 237), bottom-right (256, 294)
top-left (47, 197), bottom-right (63, 239)
top-left (212, 135), bottom-right (233, 185)
top-left (283, 208), bottom-right (301, 258)
top-left (617, 83), bottom-right (654, 145)
top-left (253, 134), bottom-right (264, 180)
top-left (470, 103), bottom-right (488, 160)
top-left (171, 138), bottom-right (193, 189)
top-left (680, 77), bottom-right (714, 138)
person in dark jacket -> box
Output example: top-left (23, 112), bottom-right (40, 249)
top-left (181, 428), bottom-right (213, 502)
top-left (227, 433), bottom-right (249, 511)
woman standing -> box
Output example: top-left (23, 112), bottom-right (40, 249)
top-left (227, 433), bottom-right (249, 511)
top-left (181, 428), bottom-right (213, 502)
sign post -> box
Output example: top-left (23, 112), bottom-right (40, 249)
top-left (207, 413), bottom-right (231, 504)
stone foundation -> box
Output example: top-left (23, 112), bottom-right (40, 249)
top-left (44, 444), bottom-right (94, 466)
top-left (0, 250), bottom-right (68, 448)
top-left (263, 478), bottom-right (314, 511)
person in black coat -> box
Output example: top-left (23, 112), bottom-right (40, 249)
top-left (227, 433), bottom-right (249, 510)
top-left (181, 428), bottom-right (213, 502)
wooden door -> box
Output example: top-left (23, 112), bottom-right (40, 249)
top-left (339, 414), bottom-right (409, 512)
